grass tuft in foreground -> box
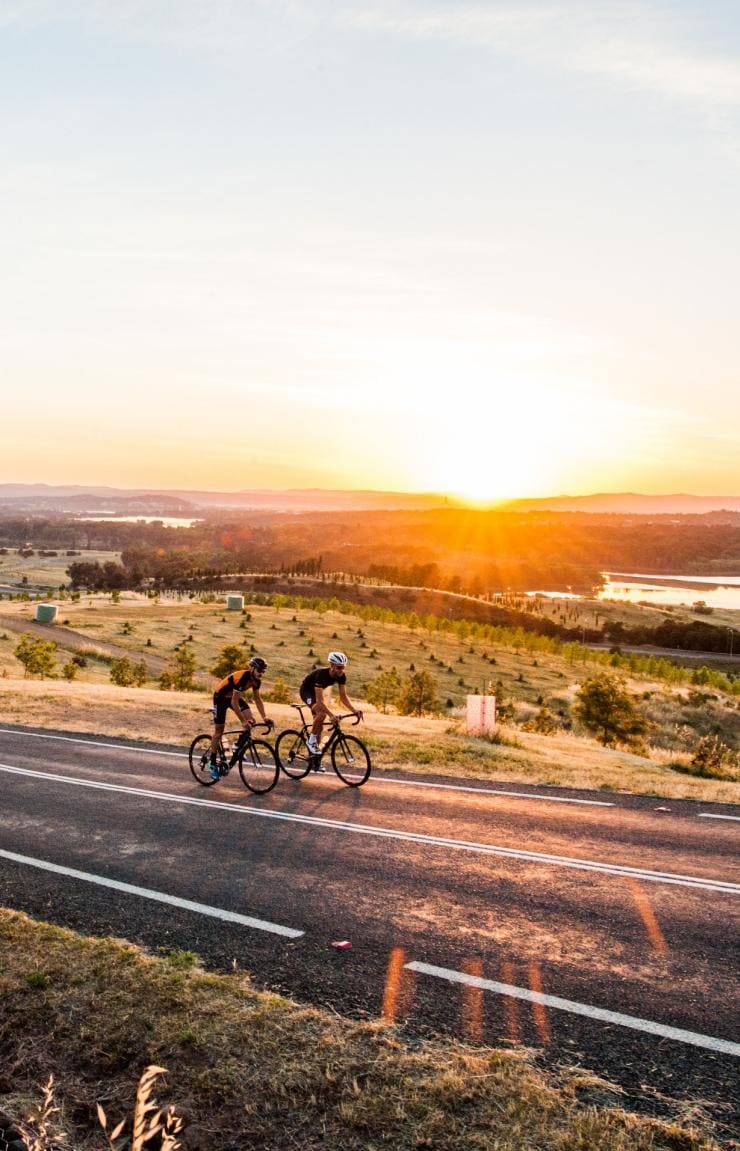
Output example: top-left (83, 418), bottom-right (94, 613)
top-left (0, 910), bottom-right (724, 1151)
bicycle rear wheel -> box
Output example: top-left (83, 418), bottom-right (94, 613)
top-left (276, 729), bottom-right (312, 779)
top-left (331, 734), bottom-right (371, 787)
top-left (189, 734), bottom-right (219, 787)
top-left (238, 739), bottom-right (280, 795)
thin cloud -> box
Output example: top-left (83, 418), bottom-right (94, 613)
top-left (346, 2), bottom-right (740, 111)
top-left (9, 1), bottom-right (740, 112)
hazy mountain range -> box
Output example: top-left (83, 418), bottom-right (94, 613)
top-left (0, 484), bottom-right (738, 516)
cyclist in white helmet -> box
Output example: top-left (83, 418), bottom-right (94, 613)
top-left (299, 651), bottom-right (363, 756)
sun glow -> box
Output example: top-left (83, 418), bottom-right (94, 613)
top-left (404, 376), bottom-right (578, 505)
top-left (369, 333), bottom-right (636, 504)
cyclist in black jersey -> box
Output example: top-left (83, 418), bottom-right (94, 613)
top-left (210, 656), bottom-right (272, 778)
top-left (299, 651), bottom-right (362, 755)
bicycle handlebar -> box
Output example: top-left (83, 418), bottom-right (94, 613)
top-left (333, 712), bottom-right (363, 726)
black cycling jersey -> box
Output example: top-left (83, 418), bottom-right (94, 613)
top-left (300, 666), bottom-right (346, 702)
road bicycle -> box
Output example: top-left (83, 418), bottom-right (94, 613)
top-left (188, 721), bottom-right (279, 795)
top-left (275, 705), bottom-right (371, 787)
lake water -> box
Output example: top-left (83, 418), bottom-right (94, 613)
top-left (526, 573), bottom-right (740, 610)
top-left (598, 573), bottom-right (740, 610)
top-left (76, 515), bottom-right (201, 528)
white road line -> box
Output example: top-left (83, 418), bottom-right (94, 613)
top-left (698, 813), bottom-right (740, 823)
top-left (0, 847), bottom-right (303, 938)
top-left (406, 961), bottom-right (740, 1058)
top-left (0, 727), bottom-right (184, 758)
top-left (3, 763), bottom-right (738, 894)
top-left (0, 728), bottom-right (611, 806)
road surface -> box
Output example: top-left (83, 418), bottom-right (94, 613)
top-left (0, 723), bottom-right (738, 1137)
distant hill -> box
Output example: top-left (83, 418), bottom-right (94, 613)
top-left (0, 484), bottom-right (454, 514)
top-left (500, 493), bottom-right (740, 515)
top-left (2, 485), bottom-right (739, 517)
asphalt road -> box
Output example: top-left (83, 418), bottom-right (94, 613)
top-left (1, 724), bottom-right (738, 1137)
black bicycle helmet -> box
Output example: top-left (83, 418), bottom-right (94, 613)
top-left (250, 656), bottom-right (267, 673)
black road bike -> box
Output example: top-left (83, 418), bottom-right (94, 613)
top-left (188, 721), bottom-right (279, 795)
top-left (275, 705), bottom-right (371, 787)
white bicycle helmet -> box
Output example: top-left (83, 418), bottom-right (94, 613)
top-left (327, 651), bottom-right (348, 667)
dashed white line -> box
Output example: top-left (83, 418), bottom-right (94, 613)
top-left (2, 763), bottom-right (738, 894)
top-left (406, 961), bottom-right (740, 1057)
top-left (0, 848), bottom-right (303, 938)
top-left (698, 813), bottom-right (740, 823)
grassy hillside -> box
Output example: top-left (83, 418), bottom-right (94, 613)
top-left (1, 592), bottom-right (738, 801)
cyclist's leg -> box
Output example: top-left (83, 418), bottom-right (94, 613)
top-left (309, 699), bottom-right (329, 742)
top-left (229, 698), bottom-right (254, 761)
top-left (211, 694), bottom-right (228, 760)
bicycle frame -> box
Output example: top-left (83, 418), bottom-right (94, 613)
top-left (276, 706), bottom-right (370, 786)
top-left (289, 703), bottom-right (360, 755)
top-left (189, 719), bottom-right (279, 795)
top-left (219, 724), bottom-right (270, 767)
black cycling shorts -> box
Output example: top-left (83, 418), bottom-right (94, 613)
top-left (213, 692), bottom-right (250, 726)
top-left (299, 689), bottom-right (316, 708)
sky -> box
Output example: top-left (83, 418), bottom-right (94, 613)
top-left (1, 0), bottom-right (739, 503)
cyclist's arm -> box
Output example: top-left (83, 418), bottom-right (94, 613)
top-left (251, 686), bottom-right (269, 724)
top-left (338, 686), bottom-right (362, 718)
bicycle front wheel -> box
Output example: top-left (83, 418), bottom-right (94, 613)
top-left (238, 739), bottom-right (280, 795)
top-left (331, 734), bottom-right (371, 787)
top-left (276, 729), bottom-right (312, 779)
top-left (189, 734), bottom-right (219, 787)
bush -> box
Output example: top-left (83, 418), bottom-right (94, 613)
top-left (110, 657), bottom-right (136, 687)
top-left (266, 677), bottom-right (291, 704)
top-left (522, 707), bottom-right (559, 735)
top-left (690, 735), bottom-right (739, 778)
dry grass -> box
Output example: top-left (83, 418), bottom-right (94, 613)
top-left (1, 593), bottom-right (738, 803)
top-left (0, 910), bottom-right (725, 1151)
top-left (0, 670), bottom-right (738, 803)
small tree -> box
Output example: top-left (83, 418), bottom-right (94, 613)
top-left (110, 657), bottom-right (136, 687)
top-left (62, 660), bottom-right (78, 681)
top-left (14, 633), bottom-right (58, 679)
top-left (574, 673), bottom-right (646, 747)
top-left (397, 670), bottom-right (439, 717)
top-left (366, 668), bottom-right (402, 713)
top-left (210, 645), bottom-right (244, 679)
top-left (160, 643), bottom-right (197, 691)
